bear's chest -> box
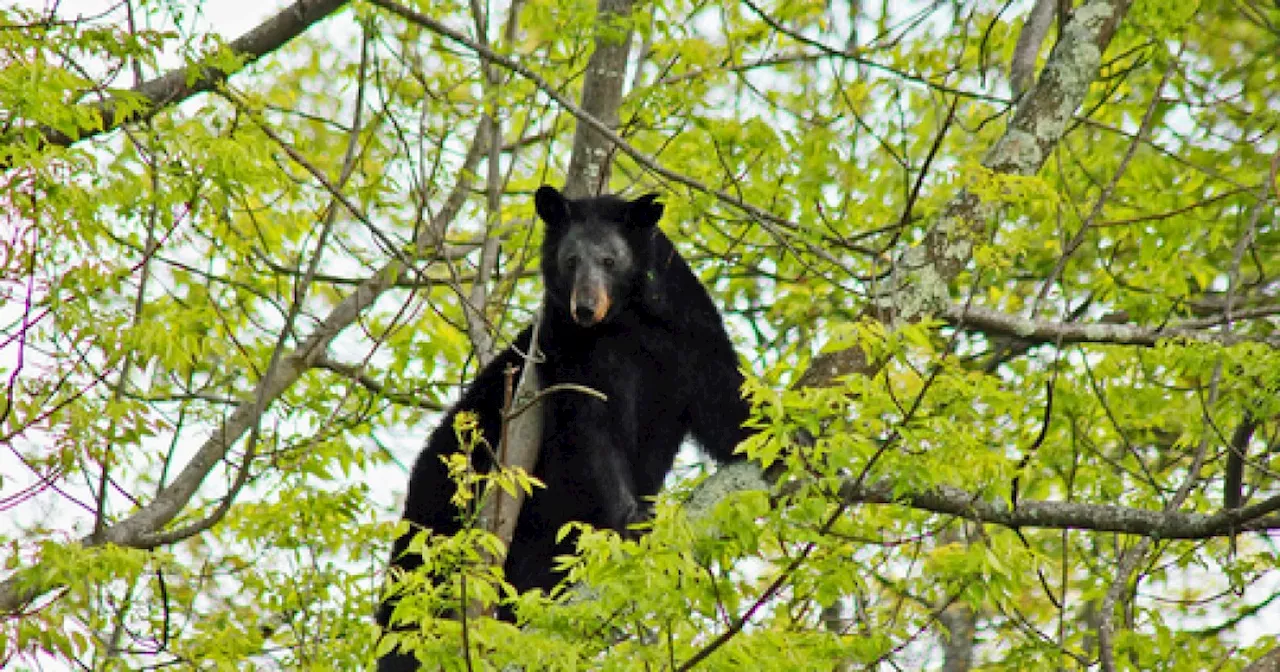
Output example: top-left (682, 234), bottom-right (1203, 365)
top-left (543, 328), bottom-right (702, 428)
top-left (541, 321), bottom-right (683, 381)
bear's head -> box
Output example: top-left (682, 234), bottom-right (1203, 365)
top-left (534, 185), bottom-right (664, 328)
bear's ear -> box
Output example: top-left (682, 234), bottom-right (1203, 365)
top-left (626, 192), bottom-right (664, 229)
top-left (535, 185), bottom-right (570, 228)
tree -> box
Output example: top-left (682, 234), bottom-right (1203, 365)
top-left (2, 0), bottom-right (1278, 669)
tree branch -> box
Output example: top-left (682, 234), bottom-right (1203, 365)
top-left (562, 0), bottom-right (634, 199)
top-left (799, 0), bottom-right (1133, 388)
top-left (480, 0), bottom-right (636, 577)
top-left (831, 478), bottom-right (1280, 540)
top-left (1008, 0), bottom-right (1057, 97)
top-left (366, 0), bottom-right (794, 234)
top-left (5, 0), bottom-right (350, 157)
top-left (944, 303), bottom-right (1280, 348)
top-left (0, 98), bottom-right (490, 618)
top-left (314, 355), bottom-right (445, 412)
top-left (1245, 646), bottom-right (1280, 672)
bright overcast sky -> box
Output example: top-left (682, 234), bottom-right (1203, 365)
top-left (18, 0), bottom-right (287, 52)
top-left (7, 0), bottom-right (1279, 659)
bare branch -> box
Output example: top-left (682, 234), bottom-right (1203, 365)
top-left (799, 0), bottom-right (1133, 388)
top-left (1009, 0), bottom-right (1057, 98)
top-left (0, 94), bottom-right (491, 618)
top-left (3, 0), bottom-right (350, 158)
top-left (1032, 42), bottom-right (1182, 318)
top-left (1245, 646), bottom-right (1280, 672)
top-left (831, 478), bottom-right (1280, 540)
top-left (477, 0), bottom-right (637, 575)
top-left (562, 0), bottom-right (635, 198)
top-left (314, 355), bottom-right (445, 412)
top-left (1098, 146), bottom-right (1279, 670)
top-left (1224, 415), bottom-right (1259, 511)
top-left (945, 304), bottom-right (1280, 348)
top-left (938, 527), bottom-right (976, 672)
top-left (366, 0), bottom-right (795, 235)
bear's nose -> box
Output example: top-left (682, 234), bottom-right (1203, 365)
top-left (574, 304), bottom-right (596, 325)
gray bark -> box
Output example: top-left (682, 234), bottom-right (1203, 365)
top-left (1008, 0), bottom-right (1057, 98)
top-left (828, 479), bottom-right (1280, 539)
top-left (562, 0), bottom-right (635, 198)
top-left (477, 0), bottom-right (636, 569)
top-left (793, 0), bottom-right (1130, 392)
top-left (939, 603), bottom-right (976, 672)
top-left (0, 111), bottom-right (491, 618)
top-left (1246, 647), bottom-right (1280, 672)
top-left (945, 304), bottom-right (1280, 348)
top-left (691, 0), bottom-right (1132, 658)
top-left (4, 0), bottom-right (350, 158)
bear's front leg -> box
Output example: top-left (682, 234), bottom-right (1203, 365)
top-left (540, 397), bottom-right (645, 535)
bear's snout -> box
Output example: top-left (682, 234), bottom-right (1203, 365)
top-left (570, 283), bottom-right (610, 326)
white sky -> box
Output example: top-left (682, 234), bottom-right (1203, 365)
top-left (16, 0), bottom-right (283, 42)
top-left (3, 0), bottom-right (1278, 668)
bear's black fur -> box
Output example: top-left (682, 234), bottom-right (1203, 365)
top-left (376, 186), bottom-right (752, 670)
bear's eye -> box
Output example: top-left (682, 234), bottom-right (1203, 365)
top-left (565, 255), bottom-right (579, 269)
top-left (601, 256), bottom-right (616, 268)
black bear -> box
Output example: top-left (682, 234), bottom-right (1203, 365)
top-left (376, 186), bottom-right (752, 670)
